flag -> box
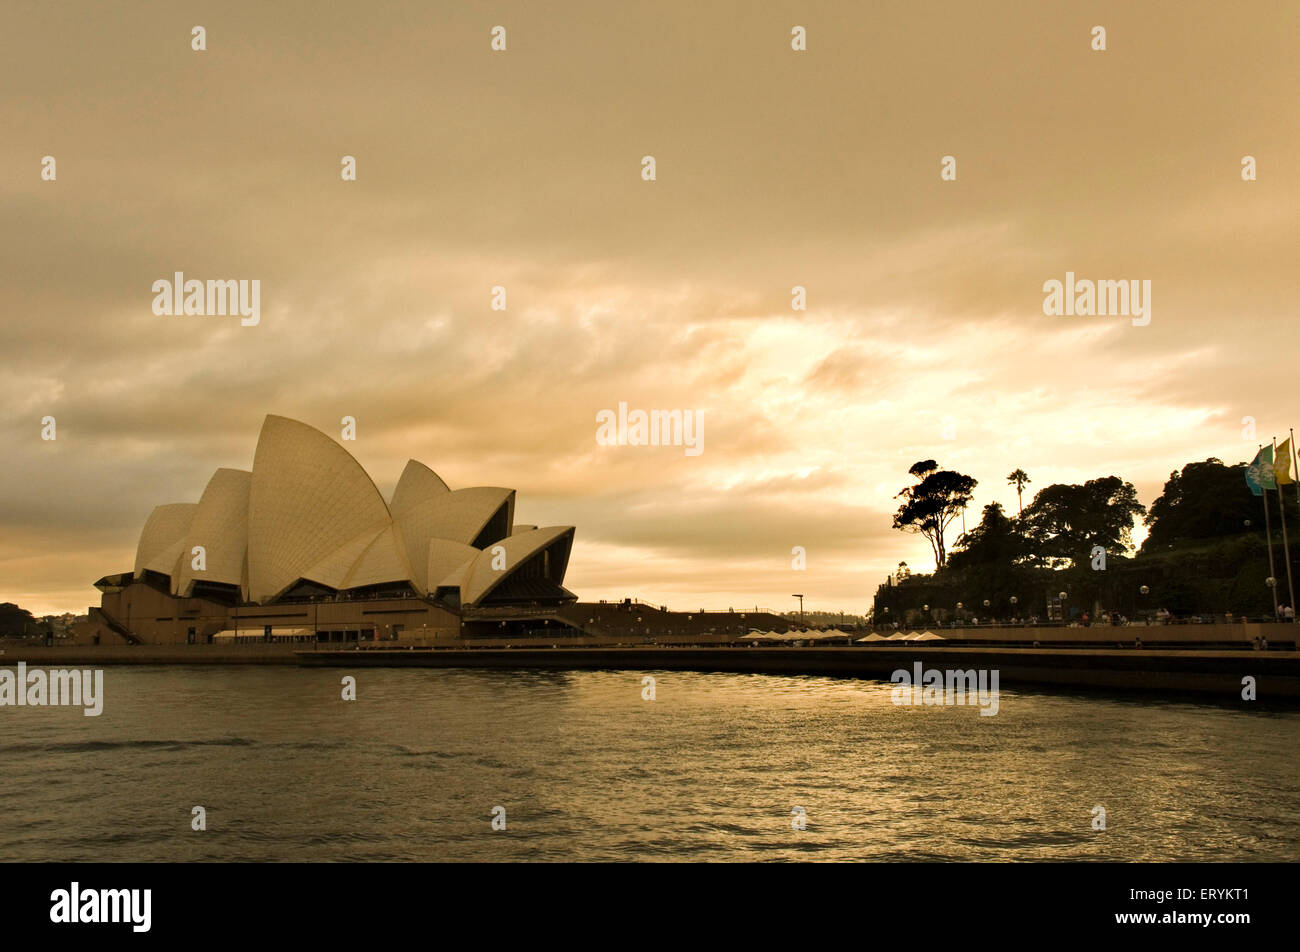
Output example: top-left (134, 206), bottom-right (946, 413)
top-left (1245, 445), bottom-right (1276, 496)
top-left (1276, 438), bottom-right (1294, 485)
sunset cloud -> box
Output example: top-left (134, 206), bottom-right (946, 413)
top-left (3, 1), bottom-right (1296, 614)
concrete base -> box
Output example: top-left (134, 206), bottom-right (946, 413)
top-left (295, 645), bottom-right (1300, 700)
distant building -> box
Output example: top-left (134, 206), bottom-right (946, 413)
top-left (76, 415), bottom-right (577, 646)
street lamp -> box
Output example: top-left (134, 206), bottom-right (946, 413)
top-left (1059, 591), bottom-right (1068, 625)
top-left (1009, 595), bottom-right (1018, 623)
top-left (1267, 577), bottom-right (1279, 620)
top-left (1139, 585), bottom-right (1150, 624)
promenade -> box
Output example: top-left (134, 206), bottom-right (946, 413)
top-left (7, 625), bottom-right (1299, 700)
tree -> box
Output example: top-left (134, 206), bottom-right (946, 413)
top-left (893, 460), bottom-right (978, 569)
top-left (0, 602), bottom-right (37, 638)
top-left (1006, 469), bottom-right (1031, 514)
top-left (948, 502), bottom-right (1023, 570)
top-left (1020, 476), bottom-right (1146, 568)
top-left (1142, 458), bottom-right (1272, 552)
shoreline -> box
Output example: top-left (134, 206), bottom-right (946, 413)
top-left (5, 642), bottom-right (1299, 701)
top-left (295, 645), bottom-right (1300, 700)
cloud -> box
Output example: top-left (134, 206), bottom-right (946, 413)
top-left (2, 1), bottom-right (1296, 613)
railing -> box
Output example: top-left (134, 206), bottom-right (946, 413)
top-left (91, 606), bottom-right (143, 645)
top-left (871, 616), bottom-right (1297, 630)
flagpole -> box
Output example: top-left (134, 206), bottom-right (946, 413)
top-left (1291, 427), bottom-right (1300, 509)
top-left (1260, 445), bottom-right (1281, 620)
top-left (1274, 437), bottom-right (1297, 617)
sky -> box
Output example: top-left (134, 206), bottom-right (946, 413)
top-left (2, 1), bottom-right (1298, 616)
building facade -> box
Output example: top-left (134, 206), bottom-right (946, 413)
top-left (75, 415), bottom-right (577, 646)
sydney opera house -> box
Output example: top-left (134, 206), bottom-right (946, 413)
top-left (77, 415), bottom-right (581, 646)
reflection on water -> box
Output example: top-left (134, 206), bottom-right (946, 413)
top-left (1, 666), bottom-right (1296, 861)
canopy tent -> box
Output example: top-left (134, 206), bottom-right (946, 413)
top-left (213, 627), bottom-right (312, 641)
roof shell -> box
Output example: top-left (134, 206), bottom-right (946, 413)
top-left (174, 468), bottom-right (250, 596)
top-left (390, 459), bottom-right (450, 515)
top-left (459, 525), bottom-right (574, 606)
top-left (246, 415), bottom-right (392, 603)
top-left (134, 503), bottom-right (198, 579)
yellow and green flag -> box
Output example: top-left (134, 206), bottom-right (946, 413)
top-left (1276, 438), bottom-right (1294, 486)
top-left (1246, 445), bottom-right (1276, 496)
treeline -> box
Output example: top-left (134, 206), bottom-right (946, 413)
top-left (0, 602), bottom-right (38, 637)
top-left (875, 458), bottom-right (1299, 622)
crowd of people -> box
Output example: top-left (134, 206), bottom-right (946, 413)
top-left (895, 606), bottom-right (1300, 628)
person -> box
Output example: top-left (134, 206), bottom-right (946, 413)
top-left (1082, 612), bottom-right (1090, 627)
top-left (1284, 605), bottom-right (1295, 622)
top-left (1261, 635), bottom-right (1269, 650)
top-left (1134, 635), bottom-right (1142, 649)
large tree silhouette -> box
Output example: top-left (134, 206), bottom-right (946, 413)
top-left (1142, 458), bottom-right (1266, 551)
top-left (893, 460), bottom-right (978, 569)
top-left (1006, 469), bottom-right (1031, 514)
top-left (1020, 476), bottom-right (1145, 567)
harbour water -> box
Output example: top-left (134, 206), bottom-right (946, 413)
top-left (2, 666), bottom-right (1297, 861)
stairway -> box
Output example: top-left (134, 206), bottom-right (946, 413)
top-left (90, 606), bottom-right (143, 645)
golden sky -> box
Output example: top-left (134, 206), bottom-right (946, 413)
top-left (3, 1), bottom-right (1298, 615)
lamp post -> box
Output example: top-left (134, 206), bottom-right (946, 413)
top-left (1139, 585), bottom-right (1149, 625)
top-left (1058, 591), bottom-right (1068, 626)
top-left (983, 598), bottom-right (991, 625)
top-left (1267, 577), bottom-right (1278, 621)
top-left (792, 594), bottom-right (804, 626)
top-left (1010, 595), bottom-right (1018, 624)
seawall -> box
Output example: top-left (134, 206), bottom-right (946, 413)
top-left (7, 638), bottom-right (1299, 700)
top-left (294, 645), bottom-right (1300, 700)
top-left (0, 643), bottom-right (301, 665)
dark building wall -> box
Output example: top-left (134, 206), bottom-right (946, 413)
top-left (74, 581), bottom-right (461, 645)
top-left (556, 602), bottom-right (793, 641)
